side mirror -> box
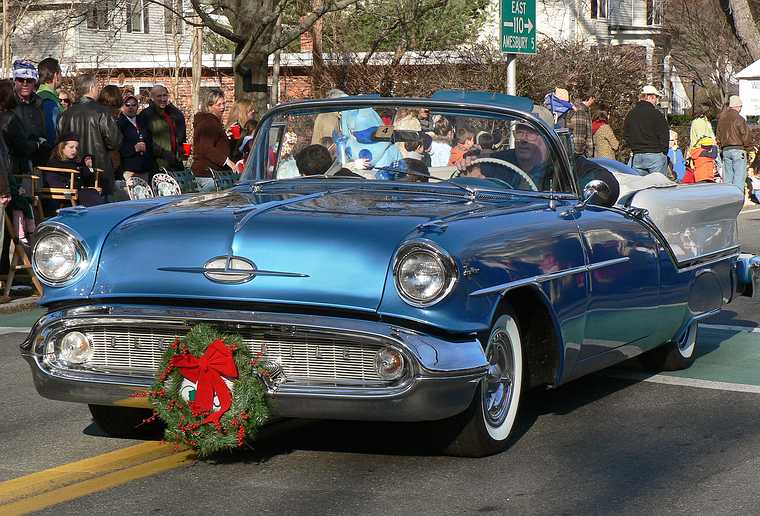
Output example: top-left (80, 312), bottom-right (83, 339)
top-left (578, 179), bottom-right (612, 209)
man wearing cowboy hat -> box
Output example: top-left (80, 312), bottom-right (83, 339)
top-left (717, 95), bottom-right (752, 195)
top-left (623, 85), bottom-right (669, 176)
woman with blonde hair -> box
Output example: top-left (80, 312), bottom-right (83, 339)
top-left (227, 99), bottom-right (256, 160)
top-left (227, 99), bottom-right (255, 131)
top-left (192, 88), bottom-right (235, 192)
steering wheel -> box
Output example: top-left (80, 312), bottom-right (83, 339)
top-left (470, 157), bottom-right (539, 192)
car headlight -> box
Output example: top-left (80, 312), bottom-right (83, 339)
top-left (393, 241), bottom-right (458, 307)
top-left (32, 225), bottom-right (88, 286)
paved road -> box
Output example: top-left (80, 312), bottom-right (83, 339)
top-left (2, 206), bottom-right (760, 514)
top-left (4, 323), bottom-right (760, 515)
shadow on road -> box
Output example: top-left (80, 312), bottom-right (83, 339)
top-left (204, 374), bottom-right (644, 462)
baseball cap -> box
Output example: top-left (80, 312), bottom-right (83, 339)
top-left (729, 95), bottom-right (743, 108)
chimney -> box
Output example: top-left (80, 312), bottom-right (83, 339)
top-left (299, 17), bottom-right (313, 52)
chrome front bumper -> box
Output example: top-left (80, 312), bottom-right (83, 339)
top-left (21, 305), bottom-right (488, 422)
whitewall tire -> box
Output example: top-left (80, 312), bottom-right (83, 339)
top-left (442, 310), bottom-right (524, 457)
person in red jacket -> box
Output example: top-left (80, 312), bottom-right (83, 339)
top-left (191, 89), bottom-right (235, 192)
top-left (683, 136), bottom-right (719, 183)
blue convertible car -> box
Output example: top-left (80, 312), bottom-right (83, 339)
top-left (21, 91), bottom-right (756, 457)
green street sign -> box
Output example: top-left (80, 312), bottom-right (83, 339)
top-left (500, 0), bottom-right (536, 54)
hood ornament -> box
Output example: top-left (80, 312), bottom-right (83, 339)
top-left (159, 256), bottom-right (309, 283)
top-left (203, 256), bottom-right (258, 284)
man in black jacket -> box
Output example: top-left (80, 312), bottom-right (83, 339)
top-left (58, 73), bottom-right (122, 199)
top-left (623, 85), bottom-right (669, 175)
top-left (12, 59), bottom-right (50, 171)
top-left (117, 94), bottom-right (153, 179)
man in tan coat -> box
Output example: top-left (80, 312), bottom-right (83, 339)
top-left (717, 95), bottom-right (753, 194)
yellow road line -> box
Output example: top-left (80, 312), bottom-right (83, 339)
top-left (0, 441), bottom-right (194, 512)
top-left (1, 450), bottom-right (195, 515)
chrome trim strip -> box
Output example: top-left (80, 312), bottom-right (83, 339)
top-left (469, 257), bottom-right (630, 297)
top-left (676, 249), bottom-right (740, 273)
top-left (158, 267), bottom-right (309, 278)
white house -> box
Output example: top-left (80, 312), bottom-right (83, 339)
top-left (481, 0), bottom-right (691, 113)
top-left (6, 0), bottom-right (191, 72)
top-left (736, 60), bottom-right (760, 117)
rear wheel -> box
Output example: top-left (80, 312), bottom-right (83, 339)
top-left (441, 311), bottom-right (524, 457)
top-left (641, 321), bottom-right (698, 371)
top-left (88, 405), bottom-right (163, 438)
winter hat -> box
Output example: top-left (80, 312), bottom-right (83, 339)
top-left (57, 132), bottom-right (80, 144)
top-left (12, 59), bottom-right (38, 81)
top-left (729, 95), bottom-right (743, 108)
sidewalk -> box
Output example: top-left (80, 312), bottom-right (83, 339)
top-left (0, 296), bottom-right (43, 334)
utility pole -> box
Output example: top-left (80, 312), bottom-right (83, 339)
top-left (191, 16), bottom-right (202, 114)
top-left (506, 53), bottom-right (516, 147)
top-left (2, 0), bottom-right (10, 77)
top-left (271, 14), bottom-right (283, 107)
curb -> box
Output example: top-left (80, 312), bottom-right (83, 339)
top-left (0, 296), bottom-right (40, 314)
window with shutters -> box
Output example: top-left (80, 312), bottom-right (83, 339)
top-left (87, 0), bottom-right (116, 30)
top-left (164, 0), bottom-right (184, 34)
top-left (646, 0), bottom-right (663, 26)
top-left (591, 0), bottom-right (608, 19)
top-left (127, 0), bottom-right (150, 33)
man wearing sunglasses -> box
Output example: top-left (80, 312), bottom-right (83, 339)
top-left (36, 58), bottom-right (63, 146)
top-left (117, 93), bottom-right (152, 179)
top-left (12, 59), bottom-right (50, 171)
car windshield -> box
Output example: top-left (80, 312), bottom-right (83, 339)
top-left (242, 101), bottom-right (572, 194)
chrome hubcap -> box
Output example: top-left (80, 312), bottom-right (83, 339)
top-left (482, 329), bottom-right (514, 428)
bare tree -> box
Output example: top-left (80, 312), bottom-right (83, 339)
top-left (667, 0), bottom-right (750, 109)
top-left (725, 0), bottom-right (760, 61)
top-left (187, 0), bottom-right (359, 113)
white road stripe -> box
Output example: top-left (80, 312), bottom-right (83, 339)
top-left (601, 369), bottom-right (760, 394)
top-left (0, 326), bottom-right (31, 335)
top-left (699, 323), bottom-right (760, 333)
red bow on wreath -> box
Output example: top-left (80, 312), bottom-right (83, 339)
top-left (170, 339), bottom-right (239, 428)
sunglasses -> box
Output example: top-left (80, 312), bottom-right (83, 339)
top-left (15, 78), bottom-right (35, 84)
top-left (124, 102), bottom-right (138, 107)
top-left (59, 97), bottom-right (71, 105)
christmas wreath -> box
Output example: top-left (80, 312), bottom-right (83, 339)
top-left (145, 324), bottom-right (271, 456)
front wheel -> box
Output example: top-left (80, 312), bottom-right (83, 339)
top-left (88, 405), bottom-right (163, 439)
top-left (441, 311), bottom-right (524, 457)
top-left (640, 321), bottom-right (698, 371)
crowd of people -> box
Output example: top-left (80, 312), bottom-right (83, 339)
top-left (543, 83), bottom-right (757, 204)
top-left (0, 58), bottom-right (259, 251)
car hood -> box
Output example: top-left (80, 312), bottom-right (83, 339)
top-left (92, 188), bottom-right (539, 311)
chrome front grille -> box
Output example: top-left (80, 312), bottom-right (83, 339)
top-left (81, 324), bottom-right (385, 385)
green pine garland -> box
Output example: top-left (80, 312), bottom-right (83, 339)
top-left (146, 324), bottom-right (271, 457)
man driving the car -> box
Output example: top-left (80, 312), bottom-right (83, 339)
top-left (461, 122), bottom-right (551, 191)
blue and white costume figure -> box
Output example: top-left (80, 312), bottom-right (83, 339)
top-left (336, 108), bottom-right (403, 175)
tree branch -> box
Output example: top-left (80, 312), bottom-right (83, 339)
top-left (265, 0), bottom-right (358, 54)
top-left (188, 0), bottom-right (245, 43)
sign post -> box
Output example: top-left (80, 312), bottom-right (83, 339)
top-left (500, 0), bottom-right (536, 97)
top-left (500, 0), bottom-right (536, 55)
